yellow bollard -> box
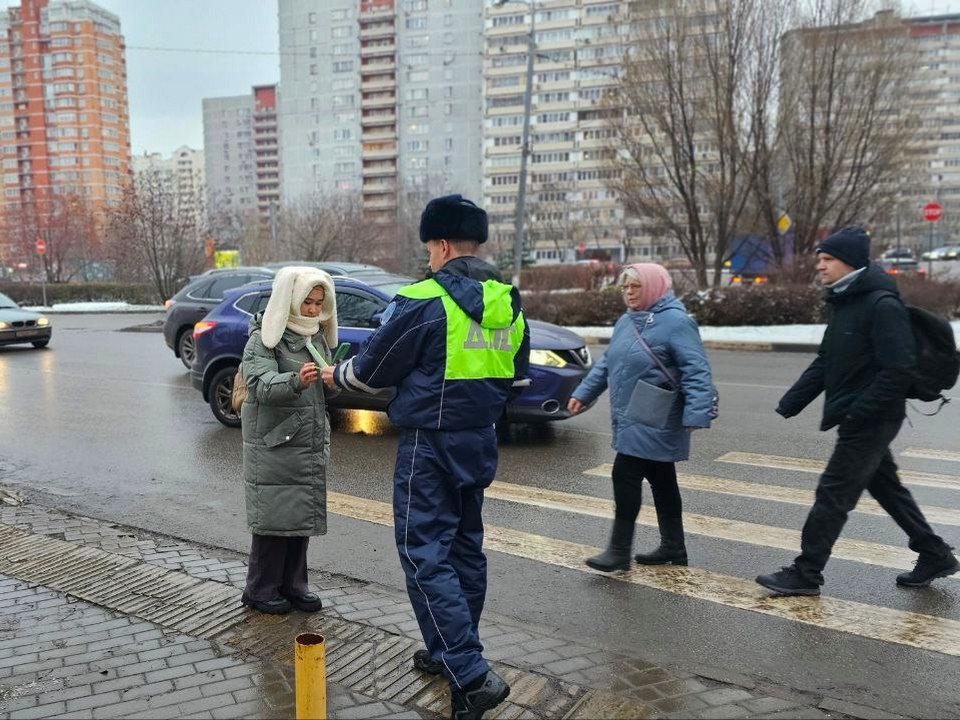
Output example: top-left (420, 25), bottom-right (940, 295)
top-left (295, 632), bottom-right (327, 720)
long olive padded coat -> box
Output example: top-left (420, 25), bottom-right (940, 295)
top-left (240, 313), bottom-right (330, 536)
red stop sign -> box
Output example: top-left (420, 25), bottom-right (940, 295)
top-left (35, 238), bottom-right (46, 254)
top-left (923, 201), bottom-right (943, 222)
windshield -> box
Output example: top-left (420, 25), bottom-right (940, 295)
top-left (0, 292), bottom-right (17, 309)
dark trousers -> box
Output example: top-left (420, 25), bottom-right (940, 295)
top-left (393, 426), bottom-right (498, 692)
top-left (612, 453), bottom-right (682, 520)
top-left (244, 534), bottom-right (310, 601)
top-left (795, 419), bottom-right (950, 585)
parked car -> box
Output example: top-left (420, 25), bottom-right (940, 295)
top-left (264, 261), bottom-right (389, 277)
top-left (0, 291), bottom-right (51, 349)
top-left (878, 259), bottom-right (927, 278)
top-left (880, 248), bottom-right (916, 264)
top-left (163, 268), bottom-right (276, 368)
top-left (190, 275), bottom-right (593, 428)
top-left (921, 246), bottom-right (960, 261)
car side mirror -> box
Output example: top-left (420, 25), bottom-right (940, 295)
top-left (370, 312), bottom-right (383, 327)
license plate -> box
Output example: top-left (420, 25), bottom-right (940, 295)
top-left (16, 329), bottom-right (40, 338)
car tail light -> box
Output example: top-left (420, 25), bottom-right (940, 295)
top-left (193, 321), bottom-right (217, 339)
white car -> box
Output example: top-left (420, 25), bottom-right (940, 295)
top-left (0, 291), bottom-right (51, 349)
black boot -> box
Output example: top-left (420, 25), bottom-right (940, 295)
top-left (634, 515), bottom-right (687, 566)
top-left (586, 518), bottom-right (634, 572)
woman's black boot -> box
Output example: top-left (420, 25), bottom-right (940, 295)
top-left (586, 518), bottom-right (635, 572)
top-left (634, 515), bottom-right (687, 566)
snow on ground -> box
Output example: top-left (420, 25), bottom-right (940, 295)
top-left (23, 302), bottom-right (164, 313)
top-left (18, 302), bottom-right (960, 345)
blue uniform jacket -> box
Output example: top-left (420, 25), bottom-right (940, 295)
top-left (333, 257), bottom-right (531, 431)
top-left (572, 292), bottom-right (713, 461)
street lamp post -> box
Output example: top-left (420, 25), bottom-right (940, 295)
top-left (495, 0), bottom-right (535, 289)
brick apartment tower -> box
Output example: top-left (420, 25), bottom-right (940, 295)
top-left (358, 0), bottom-right (398, 229)
top-left (252, 84), bottom-right (279, 219)
top-left (0, 0), bottom-right (130, 264)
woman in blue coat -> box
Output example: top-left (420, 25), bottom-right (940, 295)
top-left (568, 263), bottom-right (714, 571)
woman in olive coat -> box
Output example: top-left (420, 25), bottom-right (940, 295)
top-left (239, 265), bottom-right (337, 614)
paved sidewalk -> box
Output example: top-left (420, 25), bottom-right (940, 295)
top-left (0, 487), bottom-right (906, 720)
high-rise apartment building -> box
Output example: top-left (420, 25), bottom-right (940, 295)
top-left (203, 85), bottom-right (280, 221)
top-left (0, 0), bottom-right (130, 229)
top-left (484, 0), bottom-right (631, 265)
top-left (277, 0), bottom-right (484, 256)
top-left (132, 145), bottom-right (206, 226)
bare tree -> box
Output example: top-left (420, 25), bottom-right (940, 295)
top-left (277, 192), bottom-right (377, 263)
top-left (106, 169), bottom-right (206, 300)
top-left (604, 0), bottom-right (776, 288)
top-left (757, 1), bottom-right (919, 261)
top-left (1, 193), bottom-right (99, 282)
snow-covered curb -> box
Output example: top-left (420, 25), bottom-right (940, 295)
top-left (23, 302), bottom-right (164, 313)
top-left (570, 321), bottom-right (960, 346)
top-left (13, 302), bottom-right (960, 346)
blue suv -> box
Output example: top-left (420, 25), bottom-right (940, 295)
top-left (190, 274), bottom-right (593, 428)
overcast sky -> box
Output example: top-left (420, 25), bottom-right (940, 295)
top-left (96, 0), bottom-right (960, 159)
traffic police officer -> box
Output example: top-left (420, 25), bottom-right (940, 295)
top-left (321, 194), bottom-right (529, 720)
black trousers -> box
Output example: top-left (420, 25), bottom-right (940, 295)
top-left (795, 419), bottom-right (951, 584)
top-left (244, 534), bottom-right (310, 602)
top-left (611, 453), bottom-right (682, 521)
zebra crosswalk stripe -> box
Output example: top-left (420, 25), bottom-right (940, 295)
top-left (582, 465), bottom-right (960, 527)
top-left (483, 481), bottom-right (929, 573)
top-left (327, 491), bottom-right (960, 659)
top-left (902, 448), bottom-right (960, 463)
top-left (716, 451), bottom-right (960, 492)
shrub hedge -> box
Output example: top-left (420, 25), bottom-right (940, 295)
top-left (522, 275), bottom-right (960, 327)
top-left (0, 282), bottom-right (160, 306)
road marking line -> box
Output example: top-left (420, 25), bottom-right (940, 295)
top-left (903, 448), bottom-right (960, 463)
top-left (327, 492), bottom-right (960, 659)
top-left (716, 451), bottom-right (960, 492)
top-left (583, 465), bottom-right (960, 527)
top-left (484, 482), bottom-right (925, 573)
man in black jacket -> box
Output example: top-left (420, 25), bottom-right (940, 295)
top-left (756, 227), bottom-right (958, 596)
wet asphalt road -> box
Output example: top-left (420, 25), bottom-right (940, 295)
top-left (2, 313), bottom-right (960, 717)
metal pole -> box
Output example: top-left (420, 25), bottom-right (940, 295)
top-left (294, 632), bottom-right (326, 720)
top-left (513, 2), bottom-right (535, 289)
top-left (896, 202), bottom-right (901, 256)
top-left (928, 218), bottom-right (934, 278)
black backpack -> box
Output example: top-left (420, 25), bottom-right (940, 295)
top-left (904, 305), bottom-right (960, 403)
top-left (872, 291), bottom-right (959, 406)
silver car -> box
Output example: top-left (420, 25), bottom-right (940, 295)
top-left (0, 292), bottom-right (51, 348)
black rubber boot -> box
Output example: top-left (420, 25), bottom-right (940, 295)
top-left (634, 515), bottom-right (688, 566)
top-left (585, 518), bottom-right (634, 572)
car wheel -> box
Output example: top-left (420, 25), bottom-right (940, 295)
top-left (209, 366), bottom-right (241, 428)
top-left (31, 340), bottom-right (49, 349)
top-left (177, 329), bottom-right (196, 369)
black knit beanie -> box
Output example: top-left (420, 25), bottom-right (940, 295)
top-left (815, 227), bottom-right (870, 270)
top-left (419, 194), bottom-right (488, 244)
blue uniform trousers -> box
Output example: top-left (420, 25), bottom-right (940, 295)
top-left (393, 425), bottom-right (498, 690)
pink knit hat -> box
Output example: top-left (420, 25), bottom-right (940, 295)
top-left (620, 263), bottom-right (673, 311)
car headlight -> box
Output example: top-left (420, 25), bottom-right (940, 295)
top-left (36, 317), bottom-right (49, 326)
top-left (529, 349), bottom-right (568, 368)
top-left (0, 321), bottom-right (7, 330)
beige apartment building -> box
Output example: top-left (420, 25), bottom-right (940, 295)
top-left (132, 145), bottom-right (206, 228)
top-left (0, 0), bottom-right (130, 268)
top-left (484, 0), bottom-right (653, 266)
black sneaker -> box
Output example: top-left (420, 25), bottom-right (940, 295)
top-left (413, 648), bottom-right (443, 675)
top-left (240, 591), bottom-right (292, 615)
top-left (896, 553), bottom-right (960, 587)
top-left (282, 591), bottom-right (323, 612)
top-left (755, 566), bottom-right (821, 596)
top-left (450, 670), bottom-right (510, 720)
